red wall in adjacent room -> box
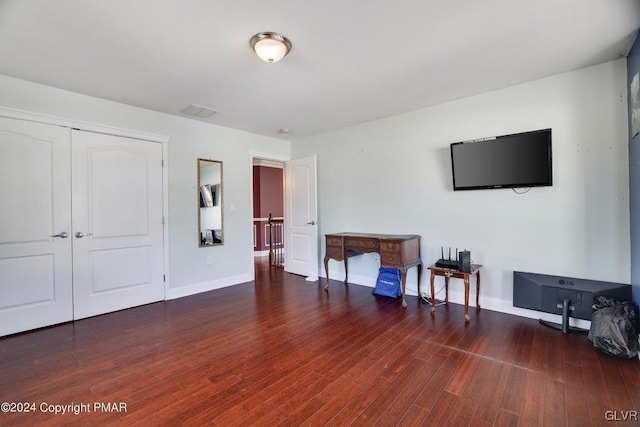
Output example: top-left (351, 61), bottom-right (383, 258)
top-left (253, 166), bottom-right (283, 252)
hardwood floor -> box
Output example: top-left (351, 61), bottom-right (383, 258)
top-left (1, 259), bottom-right (639, 426)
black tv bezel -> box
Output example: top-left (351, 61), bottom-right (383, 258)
top-left (450, 128), bottom-right (553, 191)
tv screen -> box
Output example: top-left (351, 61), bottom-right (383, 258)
top-left (450, 128), bottom-right (552, 191)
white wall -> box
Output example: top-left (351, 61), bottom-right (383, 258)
top-left (292, 60), bottom-right (630, 320)
top-left (0, 59), bottom-right (629, 322)
top-left (0, 74), bottom-right (290, 298)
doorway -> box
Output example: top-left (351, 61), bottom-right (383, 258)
top-left (251, 158), bottom-right (285, 269)
top-left (249, 152), bottom-right (319, 282)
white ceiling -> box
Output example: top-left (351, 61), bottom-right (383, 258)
top-left (0, 0), bottom-right (638, 140)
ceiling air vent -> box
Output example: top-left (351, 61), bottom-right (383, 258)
top-left (180, 104), bottom-right (219, 118)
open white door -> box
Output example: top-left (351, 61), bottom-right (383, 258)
top-left (284, 155), bottom-right (318, 281)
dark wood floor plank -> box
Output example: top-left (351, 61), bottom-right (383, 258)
top-left (334, 376), bottom-right (398, 427)
top-left (544, 328), bottom-right (566, 383)
top-left (618, 357), bottom-right (640, 385)
top-left (493, 409), bottom-right (519, 426)
top-left (414, 352), bottom-right (465, 413)
top-left (374, 353), bottom-right (440, 426)
top-left (625, 381), bottom-right (640, 411)
top-left (529, 334), bottom-right (548, 372)
top-left (512, 322), bottom-right (535, 368)
top-left (542, 379), bottom-right (566, 427)
top-left (472, 359), bottom-right (512, 424)
top-left (445, 336), bottom-right (489, 396)
top-left (277, 396), bottom-right (325, 427)
top-left (580, 351), bottom-right (613, 422)
top-left (519, 370), bottom-right (545, 426)
top-left (564, 361), bottom-right (593, 427)
top-left (0, 258), bottom-right (636, 426)
top-left (445, 395), bottom-right (476, 426)
top-left (349, 357), bottom-right (426, 426)
top-left (598, 353), bottom-right (635, 412)
top-left (422, 390), bottom-right (458, 426)
top-left (396, 404), bottom-right (430, 427)
top-left (498, 364), bottom-right (527, 417)
top-left (301, 381), bottom-right (366, 426)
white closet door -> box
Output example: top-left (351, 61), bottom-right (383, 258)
top-left (0, 117), bottom-right (73, 336)
top-left (71, 130), bottom-right (164, 319)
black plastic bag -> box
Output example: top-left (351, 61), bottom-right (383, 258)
top-left (588, 296), bottom-right (639, 358)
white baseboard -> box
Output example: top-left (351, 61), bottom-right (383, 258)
top-left (167, 273), bottom-right (253, 300)
top-left (253, 250), bottom-right (285, 257)
top-left (319, 269), bottom-right (592, 330)
top-left (442, 288), bottom-right (591, 330)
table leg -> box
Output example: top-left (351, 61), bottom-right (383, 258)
top-left (464, 274), bottom-right (470, 322)
top-left (324, 257), bottom-right (330, 291)
top-left (445, 276), bottom-right (449, 305)
top-left (344, 258), bottom-right (349, 284)
top-left (401, 270), bottom-right (407, 308)
top-left (416, 264), bottom-right (422, 300)
top-left (476, 270), bottom-right (481, 310)
top-left (430, 271), bottom-right (435, 314)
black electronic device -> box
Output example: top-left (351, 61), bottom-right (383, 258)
top-left (435, 260), bottom-right (459, 269)
top-left (458, 250), bottom-right (471, 272)
top-left (513, 271), bottom-right (632, 334)
top-left (451, 128), bottom-right (552, 191)
top-left (435, 247), bottom-right (460, 269)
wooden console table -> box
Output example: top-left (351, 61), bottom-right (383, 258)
top-left (428, 264), bottom-right (482, 322)
top-left (324, 233), bottom-right (422, 307)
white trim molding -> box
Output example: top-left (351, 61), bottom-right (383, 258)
top-left (253, 159), bottom-right (284, 169)
top-left (167, 273), bottom-right (253, 300)
top-left (0, 106), bottom-right (169, 143)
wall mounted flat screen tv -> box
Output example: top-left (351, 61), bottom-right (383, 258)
top-left (450, 128), bottom-right (552, 191)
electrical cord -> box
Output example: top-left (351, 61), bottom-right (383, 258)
top-left (512, 187), bottom-right (531, 194)
top-left (405, 285), bottom-right (446, 306)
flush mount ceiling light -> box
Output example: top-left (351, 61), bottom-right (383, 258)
top-left (250, 32), bottom-right (292, 63)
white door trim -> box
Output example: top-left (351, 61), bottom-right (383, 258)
top-left (0, 106), bottom-right (168, 143)
top-left (248, 150), bottom-right (290, 280)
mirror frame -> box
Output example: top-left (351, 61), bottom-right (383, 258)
top-left (197, 158), bottom-right (224, 247)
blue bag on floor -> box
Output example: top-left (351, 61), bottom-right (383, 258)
top-left (372, 267), bottom-right (402, 298)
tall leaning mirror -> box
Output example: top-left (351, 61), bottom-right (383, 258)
top-left (198, 158), bottom-right (223, 247)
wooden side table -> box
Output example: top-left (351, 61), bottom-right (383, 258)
top-left (428, 264), bottom-right (482, 322)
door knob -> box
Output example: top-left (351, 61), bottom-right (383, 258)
top-left (307, 221), bottom-right (316, 225)
top-left (75, 231), bottom-right (92, 238)
top-left (51, 231), bottom-right (69, 239)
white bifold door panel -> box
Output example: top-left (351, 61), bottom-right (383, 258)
top-left (0, 118), bottom-right (73, 336)
top-left (71, 130), bottom-right (164, 320)
top-left (0, 117), bottom-right (165, 336)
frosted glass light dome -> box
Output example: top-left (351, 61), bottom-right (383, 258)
top-left (250, 32), bottom-right (292, 63)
